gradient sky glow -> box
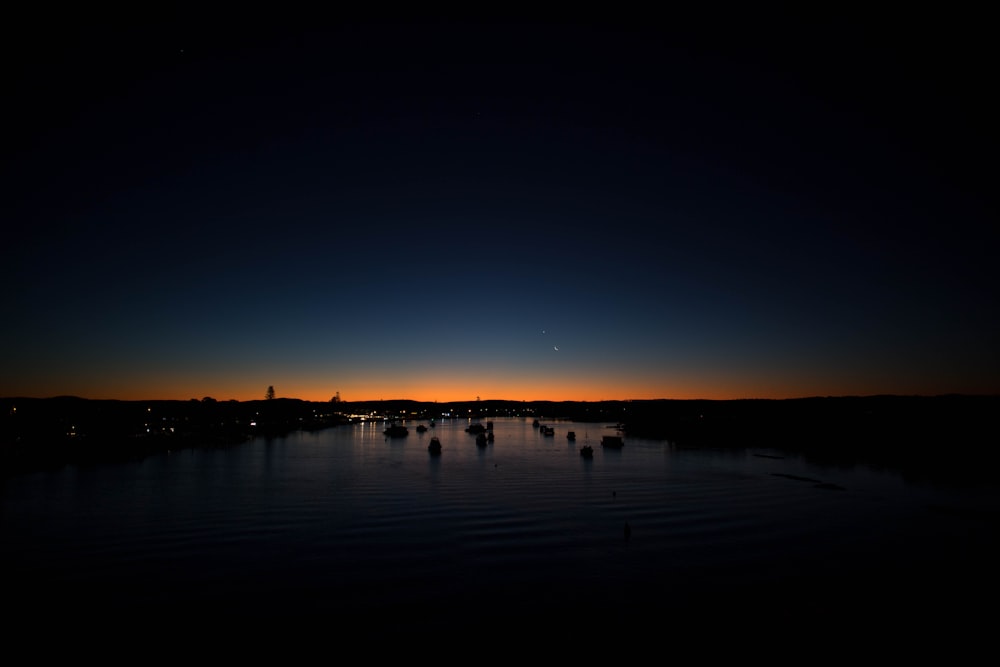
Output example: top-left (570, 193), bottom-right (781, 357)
top-left (4, 12), bottom-right (997, 402)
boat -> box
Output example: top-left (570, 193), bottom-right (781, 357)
top-left (542, 426), bottom-right (555, 436)
top-left (566, 431), bottom-right (576, 441)
top-left (532, 419), bottom-right (540, 428)
top-left (384, 423), bottom-right (409, 438)
top-left (466, 423), bottom-right (486, 434)
top-left (416, 424), bottom-right (428, 433)
top-left (580, 444), bottom-right (593, 458)
top-left (428, 437), bottom-right (442, 454)
top-left (476, 432), bottom-right (488, 447)
top-left (487, 431), bottom-right (495, 442)
top-left (601, 434), bottom-right (624, 448)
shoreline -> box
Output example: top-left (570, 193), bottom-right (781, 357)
top-left (3, 394), bottom-right (998, 484)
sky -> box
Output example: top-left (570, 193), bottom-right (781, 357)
top-left (3, 10), bottom-right (997, 403)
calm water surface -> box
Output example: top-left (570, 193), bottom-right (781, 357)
top-left (3, 418), bottom-right (998, 636)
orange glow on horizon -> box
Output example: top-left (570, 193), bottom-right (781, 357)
top-left (5, 379), bottom-right (936, 403)
top-left (6, 367), bottom-right (991, 403)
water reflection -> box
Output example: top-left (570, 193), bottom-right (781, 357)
top-left (2, 417), bottom-right (998, 636)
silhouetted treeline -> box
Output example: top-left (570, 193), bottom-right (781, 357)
top-left (3, 395), bottom-right (998, 484)
top-left (0, 396), bottom-right (349, 475)
top-left (621, 394), bottom-right (1000, 485)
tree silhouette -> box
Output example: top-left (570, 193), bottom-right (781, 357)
top-left (266, 386), bottom-right (275, 400)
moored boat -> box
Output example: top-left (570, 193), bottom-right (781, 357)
top-left (384, 423), bottom-right (409, 438)
top-left (566, 431), bottom-right (576, 441)
top-left (428, 437), bottom-right (442, 454)
top-left (476, 432), bottom-right (488, 447)
top-left (580, 444), bottom-right (593, 458)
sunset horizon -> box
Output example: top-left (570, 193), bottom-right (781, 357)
top-left (5, 381), bottom-right (996, 404)
top-left (4, 11), bottom-right (998, 645)
top-left (5, 16), bottom-right (996, 419)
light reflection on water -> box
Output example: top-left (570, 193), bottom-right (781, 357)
top-left (2, 417), bottom-right (998, 633)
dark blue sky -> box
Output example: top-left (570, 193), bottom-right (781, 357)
top-left (4, 11), bottom-right (997, 401)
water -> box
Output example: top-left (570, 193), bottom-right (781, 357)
top-left (3, 417), bottom-right (998, 642)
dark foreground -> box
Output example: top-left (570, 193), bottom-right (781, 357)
top-left (4, 397), bottom-right (998, 654)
